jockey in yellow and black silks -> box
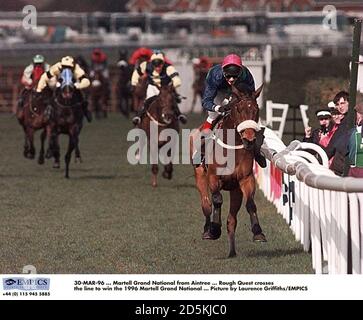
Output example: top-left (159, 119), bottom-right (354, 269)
top-left (131, 52), bottom-right (187, 125)
top-left (36, 56), bottom-right (92, 122)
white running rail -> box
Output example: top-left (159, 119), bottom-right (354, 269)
top-left (256, 127), bottom-right (363, 274)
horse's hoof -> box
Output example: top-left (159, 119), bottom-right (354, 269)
top-left (53, 162), bottom-right (60, 169)
top-left (253, 233), bottom-right (267, 242)
top-left (45, 149), bottom-right (53, 159)
top-left (38, 158), bottom-right (44, 165)
top-left (228, 252), bottom-right (237, 258)
top-left (162, 171), bottom-right (172, 180)
top-left (202, 223), bottom-right (221, 240)
top-left (75, 157), bottom-right (82, 164)
top-left (152, 182), bottom-right (157, 188)
top-left (29, 153), bottom-right (35, 160)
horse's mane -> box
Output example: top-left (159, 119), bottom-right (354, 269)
top-left (233, 82), bottom-right (253, 98)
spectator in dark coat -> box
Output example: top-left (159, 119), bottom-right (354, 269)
top-left (324, 91), bottom-right (349, 176)
top-left (347, 103), bottom-right (363, 178)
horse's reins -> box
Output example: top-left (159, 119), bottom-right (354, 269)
top-left (146, 110), bottom-right (168, 127)
top-left (28, 91), bottom-right (43, 117)
top-left (54, 97), bottom-right (82, 110)
top-left (209, 98), bottom-right (261, 150)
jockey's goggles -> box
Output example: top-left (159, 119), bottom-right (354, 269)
top-left (223, 72), bottom-right (241, 80)
top-left (152, 59), bottom-right (164, 67)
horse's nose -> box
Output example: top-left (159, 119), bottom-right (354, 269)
top-left (162, 113), bottom-right (173, 124)
top-left (242, 137), bottom-right (255, 150)
top-left (241, 128), bottom-right (256, 142)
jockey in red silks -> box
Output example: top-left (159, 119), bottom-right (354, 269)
top-left (193, 53), bottom-right (266, 168)
top-left (193, 56), bottom-right (212, 73)
top-left (17, 54), bottom-right (50, 111)
top-left (129, 47), bottom-right (153, 67)
top-left (91, 48), bottom-right (109, 80)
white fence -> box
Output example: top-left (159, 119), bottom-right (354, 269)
top-left (256, 127), bottom-right (363, 274)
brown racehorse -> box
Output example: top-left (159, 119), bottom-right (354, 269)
top-left (90, 69), bottom-right (109, 119)
top-left (139, 84), bottom-right (180, 187)
top-left (117, 63), bottom-right (133, 117)
top-left (190, 84), bottom-right (265, 258)
top-left (16, 88), bottom-right (51, 165)
top-left (48, 68), bottom-right (84, 178)
top-left (190, 69), bottom-right (208, 113)
top-left (132, 74), bottom-right (148, 112)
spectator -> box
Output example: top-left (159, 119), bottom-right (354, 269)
top-left (324, 91), bottom-right (349, 176)
top-left (347, 103), bottom-right (363, 178)
top-left (303, 108), bottom-right (336, 148)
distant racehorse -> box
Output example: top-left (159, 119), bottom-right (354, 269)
top-left (190, 69), bottom-right (208, 112)
top-left (139, 84), bottom-right (180, 187)
top-left (90, 68), bottom-right (109, 119)
top-left (48, 68), bottom-right (84, 178)
top-left (190, 84), bottom-right (266, 257)
top-left (16, 86), bottom-right (52, 165)
top-left (117, 62), bottom-right (133, 117)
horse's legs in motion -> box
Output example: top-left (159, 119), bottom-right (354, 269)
top-left (227, 188), bottom-right (243, 257)
top-left (102, 96), bottom-right (108, 118)
top-left (194, 166), bottom-right (212, 239)
top-left (38, 128), bottom-right (46, 165)
top-left (75, 144), bottom-right (82, 163)
top-left (22, 124), bottom-right (30, 158)
top-left (240, 175), bottom-right (267, 242)
top-left (49, 130), bottom-right (60, 168)
top-left (162, 163), bottom-right (173, 180)
top-left (26, 126), bottom-right (35, 159)
top-left (208, 174), bottom-right (223, 240)
top-left (151, 164), bottom-right (158, 187)
top-left (65, 127), bottom-right (79, 178)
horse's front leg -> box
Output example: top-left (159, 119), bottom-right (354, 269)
top-left (240, 175), bottom-right (267, 242)
top-left (227, 188), bottom-right (243, 257)
top-left (22, 125), bottom-right (30, 158)
top-left (162, 162), bottom-right (173, 180)
top-left (65, 127), bottom-right (79, 178)
top-left (207, 174), bottom-right (222, 240)
top-left (194, 166), bottom-right (212, 239)
top-left (38, 128), bottom-right (46, 165)
top-left (151, 164), bottom-right (158, 187)
top-left (26, 126), bottom-right (35, 159)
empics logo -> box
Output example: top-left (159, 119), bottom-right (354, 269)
top-left (3, 278), bottom-right (50, 291)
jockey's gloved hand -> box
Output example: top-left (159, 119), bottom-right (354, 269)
top-left (214, 104), bottom-right (230, 114)
top-left (74, 82), bottom-right (81, 90)
top-left (34, 91), bottom-right (43, 100)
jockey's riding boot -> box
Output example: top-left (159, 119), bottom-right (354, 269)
top-left (132, 97), bottom-right (154, 125)
top-left (82, 100), bottom-right (92, 123)
top-left (173, 104), bottom-right (187, 124)
top-left (191, 125), bottom-right (213, 166)
top-left (132, 105), bottom-right (146, 126)
top-left (254, 128), bottom-right (267, 168)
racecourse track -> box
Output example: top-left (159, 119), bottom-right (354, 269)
top-left (0, 113), bottom-right (313, 273)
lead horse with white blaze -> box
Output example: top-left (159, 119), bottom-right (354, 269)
top-left (48, 68), bottom-right (84, 178)
top-left (191, 84), bottom-right (266, 258)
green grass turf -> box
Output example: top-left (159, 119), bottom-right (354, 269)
top-left (0, 113), bottom-right (313, 274)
